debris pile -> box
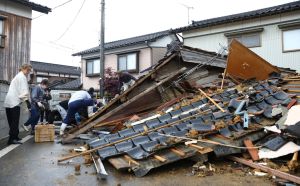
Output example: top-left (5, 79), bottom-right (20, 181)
top-left (58, 39), bottom-right (300, 184)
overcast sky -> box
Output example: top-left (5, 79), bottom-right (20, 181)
top-left (30, 0), bottom-right (296, 67)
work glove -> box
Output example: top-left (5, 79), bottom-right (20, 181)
top-left (25, 100), bottom-right (31, 111)
top-left (37, 102), bottom-right (45, 110)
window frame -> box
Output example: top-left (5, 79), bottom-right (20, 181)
top-left (117, 52), bottom-right (139, 73)
top-left (281, 27), bottom-right (300, 53)
top-left (0, 16), bottom-right (6, 48)
top-left (227, 32), bottom-right (261, 48)
top-left (86, 58), bottom-right (101, 77)
top-left (225, 28), bottom-right (263, 48)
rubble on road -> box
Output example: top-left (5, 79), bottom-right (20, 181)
top-left (58, 39), bottom-right (300, 184)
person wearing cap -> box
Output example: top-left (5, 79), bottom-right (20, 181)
top-left (59, 87), bottom-right (95, 135)
top-left (4, 64), bottom-right (32, 145)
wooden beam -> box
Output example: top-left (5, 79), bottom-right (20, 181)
top-left (199, 88), bottom-right (225, 112)
top-left (228, 156), bottom-right (300, 185)
top-left (62, 67), bottom-right (187, 143)
top-left (153, 155), bottom-right (167, 162)
top-left (243, 139), bottom-right (259, 161)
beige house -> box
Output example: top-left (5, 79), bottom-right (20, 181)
top-left (175, 1), bottom-right (300, 71)
top-left (73, 30), bottom-right (179, 90)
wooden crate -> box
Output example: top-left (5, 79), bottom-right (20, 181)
top-left (35, 124), bottom-right (55, 143)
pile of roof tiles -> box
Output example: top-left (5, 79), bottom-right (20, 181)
top-left (85, 77), bottom-right (299, 177)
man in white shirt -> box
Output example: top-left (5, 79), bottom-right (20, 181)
top-left (4, 64), bottom-right (32, 145)
top-left (60, 87), bottom-right (95, 135)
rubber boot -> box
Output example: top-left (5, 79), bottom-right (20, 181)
top-left (60, 123), bottom-right (67, 135)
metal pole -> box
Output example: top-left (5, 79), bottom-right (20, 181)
top-left (100, 0), bottom-right (105, 98)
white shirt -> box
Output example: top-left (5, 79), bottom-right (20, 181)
top-left (69, 90), bottom-right (91, 104)
top-left (4, 71), bottom-right (30, 108)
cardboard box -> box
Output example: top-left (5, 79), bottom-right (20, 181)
top-left (35, 124), bottom-right (55, 142)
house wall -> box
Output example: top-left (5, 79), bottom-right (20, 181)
top-left (81, 47), bottom-right (153, 90)
top-left (152, 47), bottom-right (168, 66)
top-left (0, 11), bottom-right (32, 81)
top-left (0, 82), bottom-right (28, 140)
top-left (182, 11), bottom-right (300, 71)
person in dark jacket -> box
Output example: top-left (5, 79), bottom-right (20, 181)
top-left (23, 79), bottom-right (49, 135)
top-left (40, 87), bottom-right (52, 123)
top-left (116, 71), bottom-right (137, 93)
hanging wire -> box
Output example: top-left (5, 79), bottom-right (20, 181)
top-left (54, 0), bottom-right (86, 42)
top-left (33, 0), bottom-right (74, 20)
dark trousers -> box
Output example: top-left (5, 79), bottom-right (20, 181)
top-left (24, 105), bottom-right (40, 130)
top-left (5, 106), bottom-right (21, 142)
top-left (40, 109), bottom-right (50, 122)
top-left (63, 99), bottom-right (94, 125)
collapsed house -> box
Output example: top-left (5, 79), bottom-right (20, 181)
top-left (58, 39), bottom-right (300, 184)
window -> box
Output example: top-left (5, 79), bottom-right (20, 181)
top-left (86, 59), bottom-right (100, 76)
top-left (225, 28), bottom-right (263, 48)
top-left (0, 18), bottom-right (5, 48)
top-left (282, 28), bottom-right (300, 52)
top-left (118, 53), bottom-right (139, 72)
top-left (228, 33), bottom-right (261, 48)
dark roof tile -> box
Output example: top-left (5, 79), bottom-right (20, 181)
top-left (10, 0), bottom-right (51, 14)
top-left (174, 1), bottom-right (300, 33)
top-left (52, 78), bottom-right (81, 90)
top-left (73, 30), bottom-right (174, 56)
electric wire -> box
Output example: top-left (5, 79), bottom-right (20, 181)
top-left (54, 0), bottom-right (86, 42)
top-left (33, 0), bottom-right (73, 20)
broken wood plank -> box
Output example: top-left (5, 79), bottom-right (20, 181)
top-left (199, 88), bottom-right (225, 112)
top-left (228, 156), bottom-right (300, 185)
top-left (153, 155), bottom-right (167, 162)
top-left (243, 139), bottom-right (259, 161)
top-left (108, 157), bottom-right (131, 170)
top-left (124, 155), bottom-right (140, 166)
top-left (171, 148), bottom-right (186, 157)
top-left (62, 67), bottom-right (187, 143)
top-left (287, 99), bottom-right (297, 109)
top-left (188, 144), bottom-right (204, 150)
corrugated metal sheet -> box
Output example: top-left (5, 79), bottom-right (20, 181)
top-left (0, 11), bottom-right (31, 81)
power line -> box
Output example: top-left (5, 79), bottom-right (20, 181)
top-left (54, 0), bottom-right (86, 42)
top-left (33, 0), bottom-right (73, 20)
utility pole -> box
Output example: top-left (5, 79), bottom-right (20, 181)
top-left (99, 0), bottom-right (105, 98)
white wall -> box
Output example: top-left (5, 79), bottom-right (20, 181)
top-left (0, 0), bottom-right (32, 18)
top-left (183, 11), bottom-right (300, 71)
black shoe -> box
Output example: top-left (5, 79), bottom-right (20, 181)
top-left (16, 137), bottom-right (22, 141)
top-left (7, 140), bottom-right (23, 145)
top-left (30, 131), bottom-right (35, 135)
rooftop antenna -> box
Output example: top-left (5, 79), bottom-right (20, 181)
top-left (180, 3), bottom-right (194, 24)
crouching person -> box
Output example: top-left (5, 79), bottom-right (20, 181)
top-left (60, 88), bottom-right (95, 135)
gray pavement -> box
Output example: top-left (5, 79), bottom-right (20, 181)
top-left (0, 136), bottom-right (273, 186)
